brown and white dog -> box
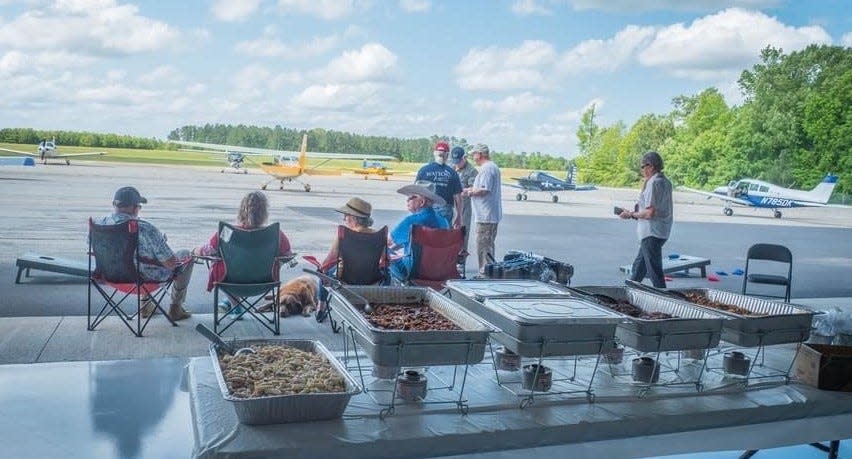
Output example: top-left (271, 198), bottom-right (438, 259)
top-left (262, 275), bottom-right (318, 317)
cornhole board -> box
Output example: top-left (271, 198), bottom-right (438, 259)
top-left (620, 255), bottom-right (711, 278)
top-left (15, 253), bottom-right (89, 284)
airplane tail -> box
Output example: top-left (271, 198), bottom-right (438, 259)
top-left (808, 174), bottom-right (838, 204)
top-left (298, 134), bottom-right (308, 171)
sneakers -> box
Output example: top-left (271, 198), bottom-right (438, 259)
top-left (168, 304), bottom-right (192, 321)
top-left (218, 299), bottom-right (231, 312)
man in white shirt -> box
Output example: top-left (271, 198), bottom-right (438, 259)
top-left (461, 144), bottom-right (502, 275)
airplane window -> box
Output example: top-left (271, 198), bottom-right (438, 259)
top-left (749, 183), bottom-right (759, 191)
top-left (759, 186), bottom-right (769, 192)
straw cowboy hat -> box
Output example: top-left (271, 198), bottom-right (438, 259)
top-left (335, 197), bottom-right (372, 218)
top-left (397, 180), bottom-right (446, 206)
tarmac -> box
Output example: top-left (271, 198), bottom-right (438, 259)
top-left (1, 161), bottom-right (851, 364)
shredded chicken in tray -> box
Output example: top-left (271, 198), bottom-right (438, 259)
top-left (684, 292), bottom-right (766, 316)
top-left (219, 345), bottom-right (346, 398)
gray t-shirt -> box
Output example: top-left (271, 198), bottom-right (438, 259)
top-left (637, 172), bottom-right (673, 240)
top-left (471, 161), bottom-right (502, 224)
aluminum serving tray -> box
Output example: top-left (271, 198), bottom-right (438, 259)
top-left (209, 339), bottom-right (361, 425)
top-left (669, 288), bottom-right (815, 347)
top-left (473, 297), bottom-right (623, 357)
top-left (328, 286), bottom-right (492, 367)
top-left (446, 279), bottom-right (574, 330)
top-left (576, 286), bottom-right (724, 352)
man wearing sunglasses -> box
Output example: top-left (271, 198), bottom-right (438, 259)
top-left (619, 151), bottom-right (673, 288)
top-left (388, 181), bottom-right (449, 280)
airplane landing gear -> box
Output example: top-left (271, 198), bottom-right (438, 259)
top-left (552, 195), bottom-right (559, 203)
top-left (261, 184), bottom-right (268, 190)
top-left (65, 159), bottom-right (71, 165)
top-left (243, 169), bottom-right (248, 174)
top-left (516, 193), bottom-right (523, 201)
top-left (724, 208), bottom-right (733, 216)
top-left (304, 184), bottom-right (311, 192)
top-left (774, 210), bottom-right (782, 218)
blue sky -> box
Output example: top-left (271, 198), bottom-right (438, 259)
top-left (0, 0), bottom-right (849, 157)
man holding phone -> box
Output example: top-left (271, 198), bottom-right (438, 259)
top-left (619, 152), bottom-right (673, 288)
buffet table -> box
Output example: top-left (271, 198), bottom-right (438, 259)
top-left (188, 348), bottom-right (852, 459)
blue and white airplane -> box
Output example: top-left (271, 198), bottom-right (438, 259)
top-left (680, 174), bottom-right (839, 218)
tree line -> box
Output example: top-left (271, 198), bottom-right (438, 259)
top-left (0, 128), bottom-right (164, 150)
top-left (574, 44), bottom-right (851, 196)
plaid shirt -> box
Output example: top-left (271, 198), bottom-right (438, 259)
top-left (94, 212), bottom-right (175, 281)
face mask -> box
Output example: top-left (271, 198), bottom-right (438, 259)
top-left (434, 152), bottom-right (446, 165)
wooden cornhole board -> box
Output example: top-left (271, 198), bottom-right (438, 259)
top-left (620, 254), bottom-right (711, 278)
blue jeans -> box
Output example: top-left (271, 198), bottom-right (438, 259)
top-left (317, 266), bottom-right (337, 305)
top-left (629, 236), bottom-right (667, 288)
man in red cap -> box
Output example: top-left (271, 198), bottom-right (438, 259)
top-left (415, 140), bottom-right (463, 227)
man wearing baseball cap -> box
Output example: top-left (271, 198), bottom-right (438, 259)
top-left (94, 186), bottom-right (195, 321)
top-left (415, 140), bottom-right (463, 228)
top-left (461, 144), bottom-right (502, 275)
top-left (451, 146), bottom-right (477, 254)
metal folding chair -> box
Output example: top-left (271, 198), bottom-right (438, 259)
top-left (742, 243), bottom-right (793, 302)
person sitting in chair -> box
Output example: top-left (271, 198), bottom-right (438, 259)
top-left (95, 186), bottom-right (194, 321)
top-left (193, 191), bottom-right (293, 310)
top-left (315, 197), bottom-right (377, 323)
top-left (388, 181), bottom-right (449, 281)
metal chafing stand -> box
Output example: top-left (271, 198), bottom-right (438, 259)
top-left (328, 286), bottom-right (492, 418)
top-left (446, 279), bottom-right (624, 407)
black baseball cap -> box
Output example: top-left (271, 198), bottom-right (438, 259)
top-left (113, 186), bottom-right (147, 206)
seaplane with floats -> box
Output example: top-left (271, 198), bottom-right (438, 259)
top-left (352, 160), bottom-right (394, 180)
top-left (679, 173), bottom-right (839, 218)
top-left (173, 134), bottom-right (395, 192)
top-left (0, 138), bottom-right (106, 165)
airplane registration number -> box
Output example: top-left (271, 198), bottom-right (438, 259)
top-left (760, 197), bottom-right (792, 207)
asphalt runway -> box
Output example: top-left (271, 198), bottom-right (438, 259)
top-left (1, 160), bottom-right (850, 317)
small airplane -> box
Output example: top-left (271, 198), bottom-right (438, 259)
top-left (509, 167), bottom-right (597, 202)
top-left (352, 160), bottom-right (393, 180)
top-left (0, 138), bottom-right (106, 165)
top-left (679, 173), bottom-right (839, 218)
top-left (173, 134), bottom-right (395, 192)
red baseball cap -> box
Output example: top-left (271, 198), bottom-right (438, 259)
top-left (434, 141), bottom-right (450, 153)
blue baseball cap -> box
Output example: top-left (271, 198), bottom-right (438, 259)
top-left (450, 146), bottom-right (466, 164)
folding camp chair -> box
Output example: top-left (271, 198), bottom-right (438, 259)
top-left (742, 243), bottom-right (793, 302)
top-left (212, 222), bottom-right (289, 336)
top-left (307, 225), bottom-right (389, 333)
top-left (87, 218), bottom-right (178, 337)
top-left (403, 225), bottom-right (466, 290)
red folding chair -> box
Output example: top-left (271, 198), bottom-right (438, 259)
top-left (406, 225), bottom-right (466, 290)
top-left (87, 218), bottom-right (178, 337)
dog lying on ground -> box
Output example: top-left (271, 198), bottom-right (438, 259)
top-left (261, 275), bottom-right (318, 317)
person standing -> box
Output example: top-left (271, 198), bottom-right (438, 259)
top-left (461, 144), bottom-right (502, 275)
top-left (451, 146), bottom-right (477, 254)
top-left (96, 186), bottom-right (195, 321)
top-left (416, 140), bottom-right (463, 228)
top-left (619, 151), bottom-right (673, 288)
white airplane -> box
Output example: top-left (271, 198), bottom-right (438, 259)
top-left (0, 138), bottom-right (106, 165)
top-left (172, 134), bottom-right (395, 191)
top-left (680, 174), bottom-right (839, 218)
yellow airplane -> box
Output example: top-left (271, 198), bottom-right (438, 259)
top-left (172, 134), bottom-right (395, 192)
top-left (352, 160), bottom-right (394, 180)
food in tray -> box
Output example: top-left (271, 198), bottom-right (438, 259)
top-left (362, 302), bottom-right (461, 331)
top-left (218, 344), bottom-right (346, 398)
top-left (683, 292), bottom-right (766, 316)
top-left (598, 297), bottom-right (676, 320)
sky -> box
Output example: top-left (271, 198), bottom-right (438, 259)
top-left (0, 0), bottom-right (850, 158)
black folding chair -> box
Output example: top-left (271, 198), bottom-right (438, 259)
top-left (741, 243), bottom-right (793, 302)
top-left (212, 222), bottom-right (287, 336)
top-left (87, 218), bottom-right (178, 337)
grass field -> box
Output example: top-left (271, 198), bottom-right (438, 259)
top-left (0, 142), bottom-right (542, 179)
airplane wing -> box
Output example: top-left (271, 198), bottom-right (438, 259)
top-left (510, 178), bottom-right (544, 191)
top-left (172, 140), bottom-right (394, 160)
top-left (0, 147), bottom-right (104, 159)
top-left (0, 147), bottom-right (36, 157)
top-left (678, 186), bottom-right (752, 206)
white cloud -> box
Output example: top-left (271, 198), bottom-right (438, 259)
top-left (528, 123), bottom-right (576, 155)
top-left (235, 27), bottom-right (360, 59)
top-left (320, 43), bottom-right (398, 83)
top-left (569, 0), bottom-right (781, 12)
top-left (74, 84), bottom-right (160, 105)
top-left (276, 0), bottom-right (358, 20)
top-left (455, 40), bottom-right (557, 91)
top-left (638, 8), bottom-right (831, 79)
top-left (399, 0), bottom-right (431, 13)
top-left (553, 97), bottom-right (605, 122)
top-left (0, 0), bottom-right (181, 56)
top-left (512, 0), bottom-right (552, 16)
top-left (842, 32), bottom-right (852, 47)
top-left (291, 82), bottom-right (381, 110)
top-left (211, 0), bottom-right (263, 22)
top-left (138, 65), bottom-right (181, 85)
top-left (558, 25), bottom-right (656, 74)
top-left (472, 92), bottom-right (547, 114)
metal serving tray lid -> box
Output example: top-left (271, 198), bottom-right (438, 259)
top-left (482, 297), bottom-right (624, 325)
top-left (446, 279), bottom-right (571, 300)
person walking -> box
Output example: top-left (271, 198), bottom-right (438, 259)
top-left (462, 144), bottom-right (502, 276)
top-left (619, 151), bottom-right (673, 288)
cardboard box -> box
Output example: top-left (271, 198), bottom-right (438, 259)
top-left (794, 343), bottom-right (852, 392)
